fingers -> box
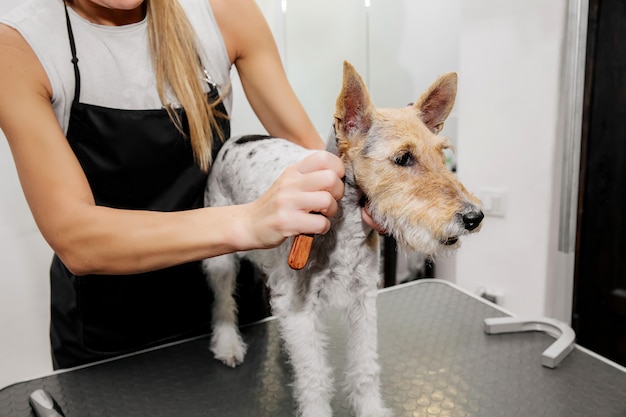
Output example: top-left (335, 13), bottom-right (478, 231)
top-left (290, 172), bottom-right (343, 213)
top-left (287, 190), bottom-right (338, 221)
top-left (289, 208), bottom-right (333, 235)
top-left (283, 151), bottom-right (345, 214)
top-left (293, 150), bottom-right (345, 179)
top-left (247, 151), bottom-right (345, 249)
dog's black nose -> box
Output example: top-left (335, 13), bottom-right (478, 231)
top-left (462, 210), bottom-right (484, 231)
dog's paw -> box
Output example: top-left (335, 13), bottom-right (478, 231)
top-left (210, 326), bottom-right (248, 367)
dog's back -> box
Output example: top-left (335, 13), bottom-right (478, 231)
top-left (206, 134), bottom-right (315, 207)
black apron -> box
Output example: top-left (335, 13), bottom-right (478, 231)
top-left (50, 3), bottom-right (268, 369)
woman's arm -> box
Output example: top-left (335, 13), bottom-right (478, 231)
top-left (210, 0), bottom-right (324, 150)
top-left (0, 23), bottom-right (343, 276)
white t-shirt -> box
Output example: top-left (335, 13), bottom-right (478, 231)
top-left (0, 0), bottom-right (233, 132)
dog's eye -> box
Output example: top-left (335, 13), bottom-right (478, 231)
top-left (393, 152), bottom-right (416, 167)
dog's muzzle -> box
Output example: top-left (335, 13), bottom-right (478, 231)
top-left (440, 210), bottom-right (484, 246)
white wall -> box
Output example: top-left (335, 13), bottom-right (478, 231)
top-left (228, 0), bottom-right (282, 138)
top-left (454, 0), bottom-right (569, 317)
top-left (281, 0), bottom-right (461, 141)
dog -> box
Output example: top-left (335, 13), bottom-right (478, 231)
top-left (202, 61), bottom-right (483, 417)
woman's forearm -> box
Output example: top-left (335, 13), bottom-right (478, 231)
top-left (50, 204), bottom-right (253, 276)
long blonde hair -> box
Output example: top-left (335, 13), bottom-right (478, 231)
top-left (146, 0), bottom-right (227, 171)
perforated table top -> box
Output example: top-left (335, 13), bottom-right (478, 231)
top-left (1, 279), bottom-right (625, 417)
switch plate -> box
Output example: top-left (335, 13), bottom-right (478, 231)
top-left (479, 188), bottom-right (507, 217)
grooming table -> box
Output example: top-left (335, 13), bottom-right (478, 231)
top-left (1, 279), bottom-right (625, 417)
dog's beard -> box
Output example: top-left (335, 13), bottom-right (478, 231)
top-left (369, 202), bottom-right (462, 257)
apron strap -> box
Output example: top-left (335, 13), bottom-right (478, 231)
top-left (63, 1), bottom-right (81, 104)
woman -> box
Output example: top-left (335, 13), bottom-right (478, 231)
top-left (0, 0), bottom-right (363, 369)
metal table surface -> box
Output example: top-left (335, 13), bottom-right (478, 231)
top-left (1, 279), bottom-right (625, 417)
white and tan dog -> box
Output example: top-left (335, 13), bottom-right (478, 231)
top-left (203, 61), bottom-right (483, 417)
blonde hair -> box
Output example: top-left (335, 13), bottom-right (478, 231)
top-left (146, 0), bottom-right (227, 171)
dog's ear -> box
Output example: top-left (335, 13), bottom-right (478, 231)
top-left (334, 61), bottom-right (374, 139)
top-left (414, 72), bottom-right (457, 134)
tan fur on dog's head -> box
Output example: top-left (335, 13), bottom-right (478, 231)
top-left (334, 61), bottom-right (482, 256)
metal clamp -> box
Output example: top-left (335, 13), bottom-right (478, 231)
top-left (484, 316), bottom-right (576, 368)
top-left (202, 68), bottom-right (217, 91)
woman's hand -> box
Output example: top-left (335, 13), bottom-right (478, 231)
top-left (243, 151), bottom-right (345, 249)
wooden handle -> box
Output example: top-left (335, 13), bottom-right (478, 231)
top-left (288, 234), bottom-right (314, 270)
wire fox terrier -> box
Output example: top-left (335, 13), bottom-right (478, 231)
top-left (203, 61), bottom-right (483, 417)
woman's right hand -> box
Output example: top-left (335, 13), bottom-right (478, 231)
top-left (242, 151), bottom-right (345, 249)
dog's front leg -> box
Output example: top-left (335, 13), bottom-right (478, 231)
top-left (272, 293), bottom-right (334, 417)
top-left (344, 288), bottom-right (392, 417)
top-left (203, 254), bottom-right (247, 367)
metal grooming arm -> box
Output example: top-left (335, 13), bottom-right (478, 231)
top-left (484, 317), bottom-right (576, 368)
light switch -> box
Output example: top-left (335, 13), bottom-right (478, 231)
top-left (479, 188), bottom-right (507, 217)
